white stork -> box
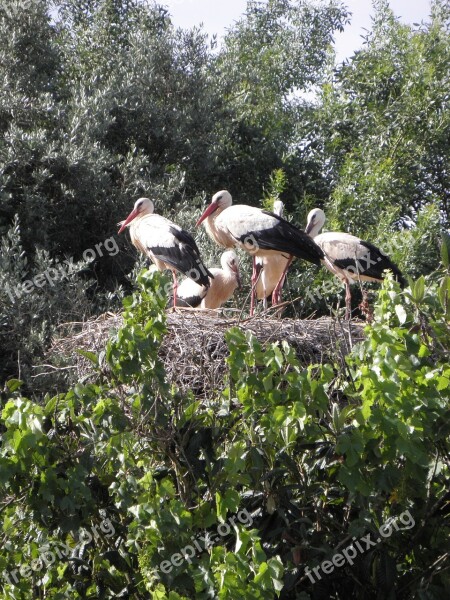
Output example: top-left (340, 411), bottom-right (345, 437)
top-left (168, 250), bottom-right (241, 310)
top-left (255, 200), bottom-right (290, 309)
top-left (118, 198), bottom-right (213, 307)
top-left (196, 191), bottom-right (325, 315)
top-left (305, 208), bottom-right (405, 319)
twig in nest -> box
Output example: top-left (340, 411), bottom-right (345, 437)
top-left (39, 311), bottom-right (365, 400)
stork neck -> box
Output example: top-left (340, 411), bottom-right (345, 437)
top-left (203, 207), bottom-right (230, 248)
top-left (203, 213), bottom-right (216, 239)
top-left (307, 221), bottom-right (323, 238)
top-left (223, 264), bottom-right (235, 278)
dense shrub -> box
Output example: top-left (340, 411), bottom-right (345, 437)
top-left (0, 217), bottom-right (94, 388)
top-left (0, 259), bottom-right (449, 598)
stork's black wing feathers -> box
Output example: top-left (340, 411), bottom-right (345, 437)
top-left (333, 240), bottom-right (405, 287)
top-left (149, 226), bottom-right (213, 287)
top-left (170, 226), bottom-right (202, 256)
top-left (241, 211), bottom-right (324, 265)
top-left (150, 245), bottom-right (212, 287)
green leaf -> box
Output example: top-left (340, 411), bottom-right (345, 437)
top-left (437, 376), bottom-right (449, 391)
top-left (158, 478), bottom-right (176, 499)
top-left (254, 561), bottom-right (269, 583)
top-left (412, 276), bottom-right (425, 303)
top-left (438, 276), bottom-right (450, 313)
top-left (291, 401), bottom-right (306, 419)
top-left (6, 379), bottom-right (23, 393)
top-left (216, 489), bottom-right (241, 522)
top-left (440, 231), bottom-right (450, 268)
top-left (76, 349), bottom-right (99, 366)
top-left (395, 304), bottom-right (407, 325)
top-left (179, 401), bottom-right (201, 427)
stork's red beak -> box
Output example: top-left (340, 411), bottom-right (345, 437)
top-left (118, 208), bottom-right (138, 234)
top-left (196, 202), bottom-right (219, 227)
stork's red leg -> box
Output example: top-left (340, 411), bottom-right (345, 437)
top-left (172, 271), bottom-right (178, 309)
top-left (250, 257), bottom-right (258, 316)
top-left (345, 280), bottom-right (352, 320)
top-left (272, 272), bottom-right (286, 305)
top-left (251, 261), bottom-right (264, 315)
top-left (272, 256), bottom-right (293, 306)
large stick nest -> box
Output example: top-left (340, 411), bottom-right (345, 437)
top-left (41, 309), bottom-right (365, 399)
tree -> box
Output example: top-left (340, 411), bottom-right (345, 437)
top-left (208, 0), bottom-right (350, 205)
top-left (316, 0), bottom-right (450, 233)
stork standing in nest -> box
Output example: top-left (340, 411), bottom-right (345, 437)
top-left (118, 198), bottom-right (213, 307)
top-left (255, 200), bottom-right (291, 309)
top-left (196, 190), bottom-right (326, 315)
top-left (305, 208), bottom-right (405, 319)
top-left (168, 250), bottom-right (241, 310)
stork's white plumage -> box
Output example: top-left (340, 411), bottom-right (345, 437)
top-left (118, 198), bottom-right (212, 306)
top-left (202, 251), bottom-right (241, 309)
top-left (167, 277), bottom-right (207, 308)
top-left (196, 191), bottom-right (324, 315)
top-left (171, 251), bottom-right (241, 310)
top-left (255, 200), bottom-right (290, 308)
top-left (305, 208), bottom-right (405, 319)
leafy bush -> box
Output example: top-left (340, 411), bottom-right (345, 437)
top-left (0, 217), bottom-right (94, 388)
top-left (1, 258), bottom-right (449, 598)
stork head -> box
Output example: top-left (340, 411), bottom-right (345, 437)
top-left (272, 200), bottom-right (284, 218)
top-left (196, 190), bottom-right (232, 226)
top-left (221, 250), bottom-right (241, 288)
top-left (305, 208), bottom-right (325, 238)
top-left (118, 198), bottom-right (154, 234)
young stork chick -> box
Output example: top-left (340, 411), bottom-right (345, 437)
top-left (169, 250), bottom-right (241, 310)
top-left (118, 198), bottom-right (213, 306)
top-left (196, 190), bottom-right (325, 315)
top-left (305, 208), bottom-right (405, 319)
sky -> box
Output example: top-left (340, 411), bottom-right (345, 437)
top-left (161, 0), bottom-right (433, 62)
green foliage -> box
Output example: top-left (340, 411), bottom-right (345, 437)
top-left (222, 270), bottom-right (450, 598)
top-left (318, 0), bottom-right (450, 232)
top-left (0, 272), bottom-right (285, 598)
top-left (215, 0), bottom-right (350, 203)
top-left (261, 168), bottom-right (288, 211)
top-left (287, 0), bottom-right (449, 316)
top-left (0, 217), bottom-right (94, 387)
top-left (376, 202), bottom-right (442, 280)
top-left (0, 2), bottom-right (449, 593)
top-left (1, 262), bottom-right (449, 597)
top-left (222, 0), bottom-right (349, 98)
